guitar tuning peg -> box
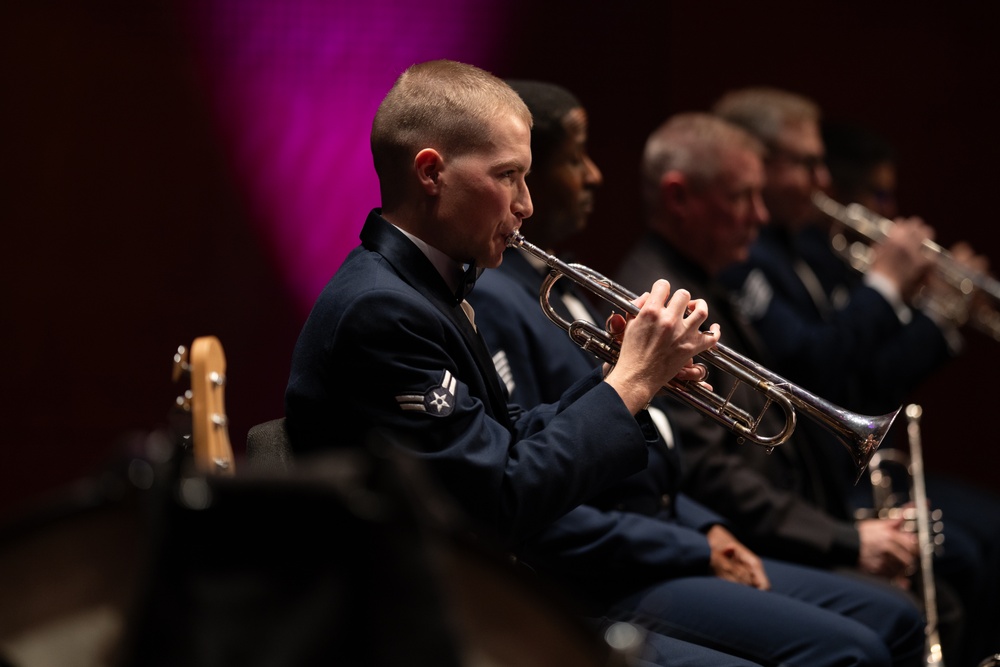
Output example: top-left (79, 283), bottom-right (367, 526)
top-left (182, 335), bottom-right (236, 476)
top-left (172, 345), bottom-right (191, 383)
top-left (175, 389), bottom-right (193, 411)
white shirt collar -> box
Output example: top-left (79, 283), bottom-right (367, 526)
top-left (392, 224), bottom-right (468, 295)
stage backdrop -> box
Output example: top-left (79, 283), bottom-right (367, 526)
top-left (2, 0), bottom-right (997, 518)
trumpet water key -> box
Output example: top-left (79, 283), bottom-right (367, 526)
top-left (505, 231), bottom-right (900, 482)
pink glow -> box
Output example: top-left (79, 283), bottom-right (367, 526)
top-left (187, 0), bottom-right (511, 315)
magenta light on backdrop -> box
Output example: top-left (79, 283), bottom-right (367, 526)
top-left (186, 0), bottom-right (511, 315)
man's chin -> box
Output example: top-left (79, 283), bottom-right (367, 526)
top-left (485, 249), bottom-right (505, 269)
top-left (730, 248), bottom-right (751, 265)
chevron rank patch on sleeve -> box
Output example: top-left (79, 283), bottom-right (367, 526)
top-left (491, 349), bottom-right (515, 396)
top-left (734, 268), bottom-right (773, 320)
top-left (395, 369), bottom-right (458, 416)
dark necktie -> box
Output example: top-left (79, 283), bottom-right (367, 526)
top-left (449, 264), bottom-right (510, 425)
top-left (455, 263), bottom-right (484, 303)
top-left (706, 281), bottom-right (771, 364)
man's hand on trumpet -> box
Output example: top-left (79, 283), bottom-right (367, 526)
top-left (869, 216), bottom-right (936, 305)
top-left (856, 516), bottom-right (919, 586)
top-left (924, 240), bottom-right (993, 312)
top-left (602, 278), bottom-right (721, 415)
top-left (947, 240), bottom-right (990, 275)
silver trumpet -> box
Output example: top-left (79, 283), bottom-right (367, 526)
top-left (906, 405), bottom-right (945, 667)
top-left (506, 231), bottom-right (899, 482)
top-left (857, 405), bottom-right (945, 666)
top-left (812, 190), bottom-right (1000, 341)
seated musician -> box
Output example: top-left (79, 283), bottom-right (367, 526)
top-left (469, 80), bottom-right (924, 667)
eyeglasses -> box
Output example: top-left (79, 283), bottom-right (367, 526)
top-left (767, 148), bottom-right (826, 172)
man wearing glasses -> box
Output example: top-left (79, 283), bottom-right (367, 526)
top-left (712, 87), bottom-right (1000, 665)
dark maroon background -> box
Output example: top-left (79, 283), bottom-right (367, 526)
top-left (3, 1), bottom-right (997, 520)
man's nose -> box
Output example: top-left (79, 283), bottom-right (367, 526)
top-left (811, 162), bottom-right (831, 191)
top-left (753, 193), bottom-right (770, 225)
top-left (515, 186), bottom-right (533, 220)
top-left (585, 155), bottom-right (603, 187)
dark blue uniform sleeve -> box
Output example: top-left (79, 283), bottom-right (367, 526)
top-left (290, 283), bottom-right (650, 547)
top-left (673, 493), bottom-right (726, 533)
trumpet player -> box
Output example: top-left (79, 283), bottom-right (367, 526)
top-left (471, 83), bottom-right (924, 667)
top-left (820, 119), bottom-right (1000, 667)
top-left (616, 109), bottom-right (919, 591)
top-left (711, 88), bottom-right (1000, 666)
top-left (712, 88), bottom-right (950, 408)
top-left (815, 119), bottom-right (992, 411)
top-left (285, 59), bottom-right (720, 544)
top-left (284, 61), bottom-right (738, 666)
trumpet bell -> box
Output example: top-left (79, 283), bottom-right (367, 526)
top-left (830, 403), bottom-right (900, 483)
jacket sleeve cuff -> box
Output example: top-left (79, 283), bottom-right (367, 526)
top-left (864, 271), bottom-right (912, 324)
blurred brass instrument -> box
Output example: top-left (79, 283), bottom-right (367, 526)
top-left (855, 405), bottom-right (945, 667)
top-left (812, 190), bottom-right (1000, 341)
top-left (506, 231), bottom-right (899, 481)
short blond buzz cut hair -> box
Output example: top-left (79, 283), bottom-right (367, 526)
top-left (371, 60), bottom-right (532, 209)
top-left (711, 86), bottom-right (821, 148)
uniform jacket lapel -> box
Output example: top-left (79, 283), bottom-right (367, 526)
top-left (360, 211), bottom-right (511, 424)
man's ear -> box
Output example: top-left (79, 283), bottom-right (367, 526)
top-left (661, 171), bottom-right (689, 214)
top-left (415, 148), bottom-right (443, 194)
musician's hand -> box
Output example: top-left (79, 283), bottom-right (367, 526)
top-left (672, 362), bottom-right (713, 392)
top-left (603, 317), bottom-right (711, 385)
top-left (606, 311), bottom-right (627, 340)
top-left (950, 240), bottom-right (990, 274)
top-left (870, 217), bottom-right (935, 303)
top-left (605, 349), bottom-right (713, 389)
top-left (604, 280), bottom-right (721, 414)
top-left (948, 241), bottom-right (993, 312)
top-left (706, 525), bottom-right (770, 590)
top-left (856, 517), bottom-right (918, 580)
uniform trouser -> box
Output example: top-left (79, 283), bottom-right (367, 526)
top-left (606, 558), bottom-right (924, 667)
top-left (593, 617), bottom-right (764, 667)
